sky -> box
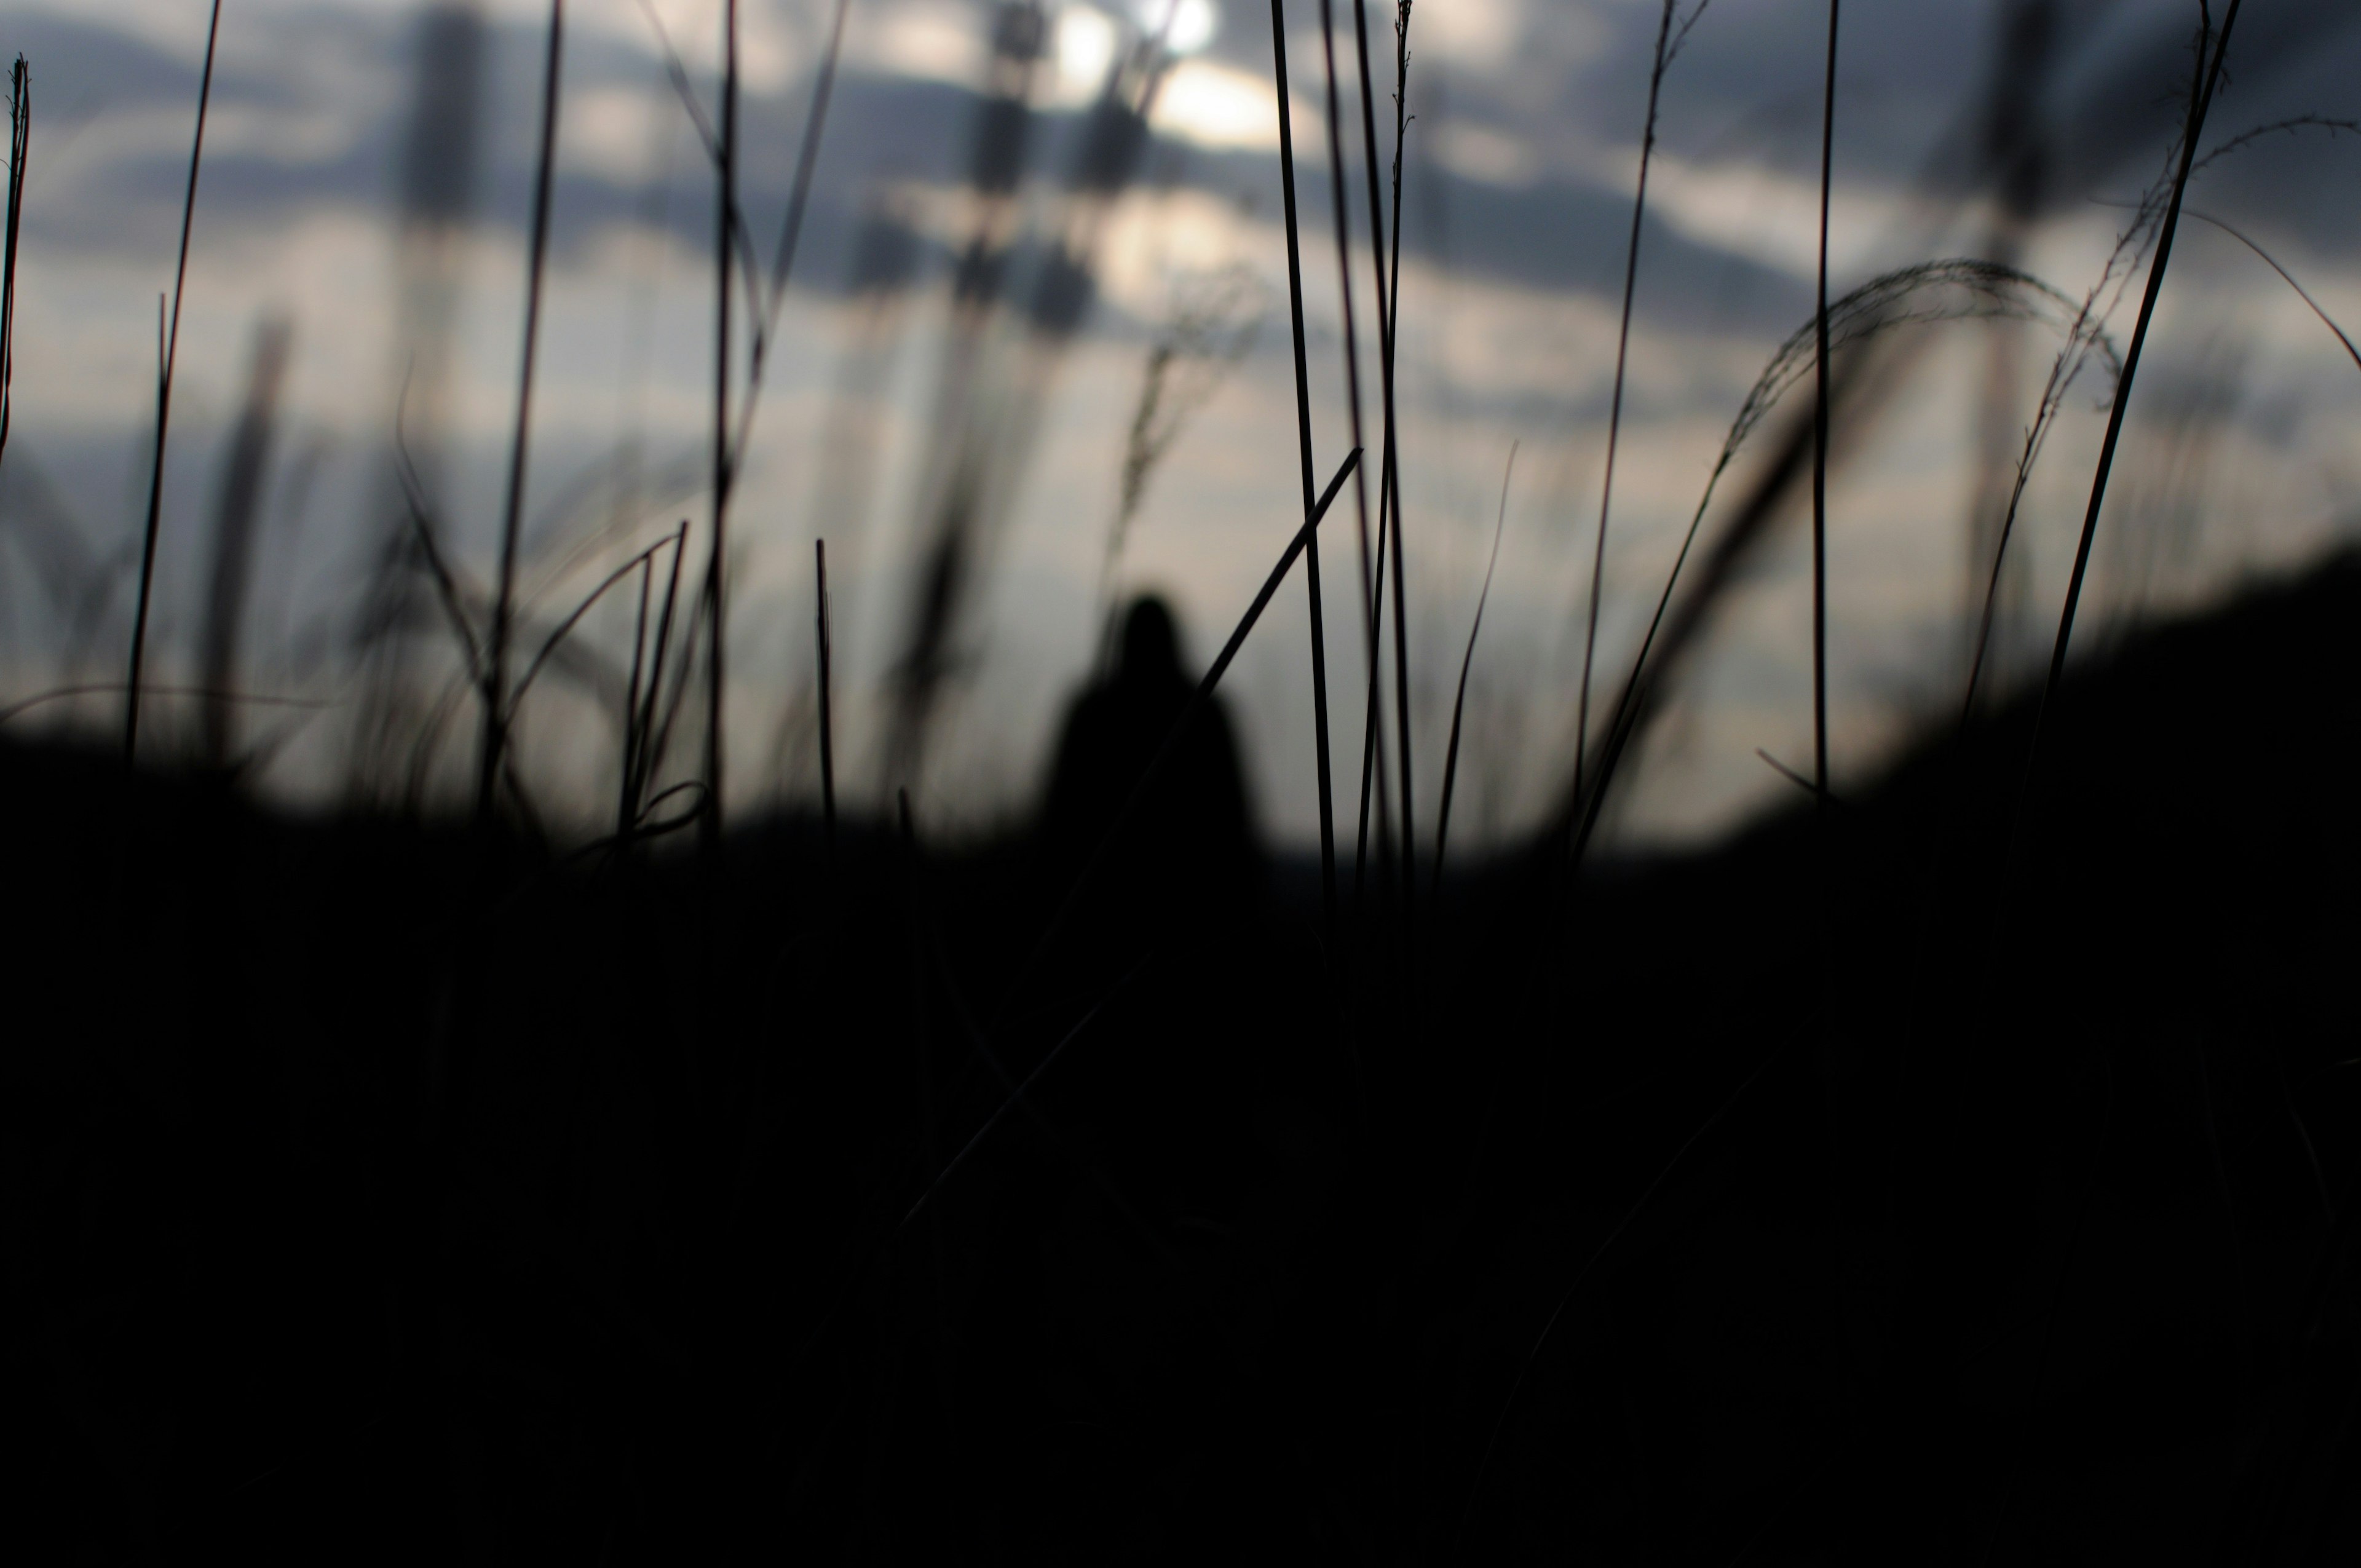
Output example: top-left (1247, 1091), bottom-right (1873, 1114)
top-left (2, 0), bottom-right (2359, 852)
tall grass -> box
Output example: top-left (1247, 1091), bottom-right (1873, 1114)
top-left (701, 0), bottom-right (740, 847)
top-left (0, 56), bottom-right (26, 472)
top-left (1811, 1), bottom-right (1838, 804)
top-left (122, 0), bottom-right (222, 764)
top-left (817, 536), bottom-right (836, 847)
top-left (477, 0), bottom-right (567, 828)
top-left (1312, 0), bottom-right (1382, 903)
top-left (1267, 0), bottom-right (1339, 936)
top-left (1431, 440), bottom-right (1514, 894)
top-left (2029, 0), bottom-right (2242, 762)
top-left (1574, 2), bottom-right (1704, 825)
top-left (1560, 259), bottom-right (2089, 869)
top-left (2187, 210), bottom-right (2361, 374)
top-left (1378, 6), bottom-right (1415, 940)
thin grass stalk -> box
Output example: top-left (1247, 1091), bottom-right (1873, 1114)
top-left (1471, 267), bottom-right (2029, 924)
top-left (920, 931), bottom-right (1175, 1273)
top-left (1576, 1), bottom-right (1676, 812)
top-left (2183, 210), bottom-right (2361, 374)
top-left (619, 548), bottom-right (654, 839)
top-left (392, 434), bottom-right (486, 677)
top-left (1564, 434), bottom-right (1786, 876)
top-left (631, 521), bottom-right (690, 825)
top-left (1461, 1027), bottom-right (1798, 1556)
top-left (1355, 519), bottom-right (1394, 900)
top-left (1573, 258), bottom-right (2072, 873)
top-left (0, 57), bottom-right (27, 472)
top-left (1958, 72), bottom-right (2177, 749)
top-left (1315, 0), bottom-right (1382, 902)
top-left (1268, 0), bottom-right (1338, 936)
top-left (478, 0), bottom-right (567, 826)
top-left (645, 547), bottom-right (707, 819)
top-left (1378, 0), bottom-right (1415, 932)
top-left (2027, 1), bottom-right (2241, 787)
top-left (124, 1), bottom-right (222, 765)
top-left (0, 683), bottom-right (323, 734)
top-left (1811, 1), bottom-right (1837, 804)
top-left (1347, 0), bottom-right (1396, 912)
top-left (1347, 0), bottom-right (1391, 547)
top-left (1382, 391), bottom-right (1414, 921)
top-left (817, 537), bottom-right (836, 849)
top-left (508, 534), bottom-right (682, 712)
top-left (637, 4), bottom-right (763, 347)
top-left (1959, 338), bottom-right (2092, 730)
top-left (1351, 584), bottom-right (1388, 890)
top-left (1386, 3), bottom-right (1409, 354)
top-left (700, 0), bottom-right (740, 850)
top-left (1355, 0), bottom-right (1413, 914)
top-left (1955, 209), bottom-right (2160, 732)
top-left (901, 986), bottom-right (1124, 1228)
top-left (1950, 91), bottom-right (2264, 732)
top-left (1431, 441), bottom-right (1512, 897)
top-left (727, 0), bottom-right (851, 468)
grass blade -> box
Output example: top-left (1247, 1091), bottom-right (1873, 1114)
top-left (2, 682), bottom-right (325, 731)
top-left (0, 56), bottom-right (28, 473)
top-left (2025, 1), bottom-right (2243, 789)
top-left (507, 534), bottom-right (683, 714)
top-left (728, 0), bottom-right (852, 467)
top-left (619, 544), bottom-right (654, 837)
top-left (817, 536), bottom-right (836, 848)
top-left (1431, 441), bottom-right (1513, 897)
top-left (1562, 258), bottom-right (2089, 871)
top-left (1460, 1029), bottom-right (1797, 1558)
top-left (1268, 0), bottom-right (1339, 940)
top-left (700, 0), bottom-right (740, 849)
top-left (2183, 207), bottom-right (2361, 374)
top-left (1812, 0), bottom-right (1838, 805)
top-left (124, 0), bottom-right (223, 764)
top-left (630, 521), bottom-right (691, 829)
top-left (477, 0), bottom-right (567, 825)
top-left (1315, 0), bottom-right (1383, 903)
top-left (900, 976), bottom-right (1130, 1229)
top-left (1379, 0), bottom-right (1418, 943)
top-left (1578, 2), bottom-right (1681, 810)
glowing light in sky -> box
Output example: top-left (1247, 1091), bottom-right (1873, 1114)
top-left (1056, 5), bottom-right (1119, 97)
top-left (1138, 0), bottom-right (1219, 57)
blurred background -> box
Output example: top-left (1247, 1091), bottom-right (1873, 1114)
top-left (0, 0), bottom-right (2355, 851)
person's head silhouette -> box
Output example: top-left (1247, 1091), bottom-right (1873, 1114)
top-left (1118, 595), bottom-right (1182, 686)
top-left (1040, 592), bottom-right (1257, 923)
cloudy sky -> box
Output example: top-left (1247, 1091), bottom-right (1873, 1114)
top-left (2, 0), bottom-right (2358, 850)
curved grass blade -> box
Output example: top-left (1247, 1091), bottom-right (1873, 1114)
top-left (1431, 441), bottom-right (1514, 898)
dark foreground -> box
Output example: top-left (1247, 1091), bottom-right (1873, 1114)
top-left (7, 561), bottom-right (2360, 1565)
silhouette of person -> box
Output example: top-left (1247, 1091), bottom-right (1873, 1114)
top-left (1025, 593), bottom-right (1264, 1219)
top-left (1035, 594), bottom-right (1258, 952)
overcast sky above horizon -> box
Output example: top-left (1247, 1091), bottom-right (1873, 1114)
top-left (3, 0), bottom-right (2359, 851)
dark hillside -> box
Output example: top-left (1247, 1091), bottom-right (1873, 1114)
top-left (6, 554), bottom-right (2359, 1564)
